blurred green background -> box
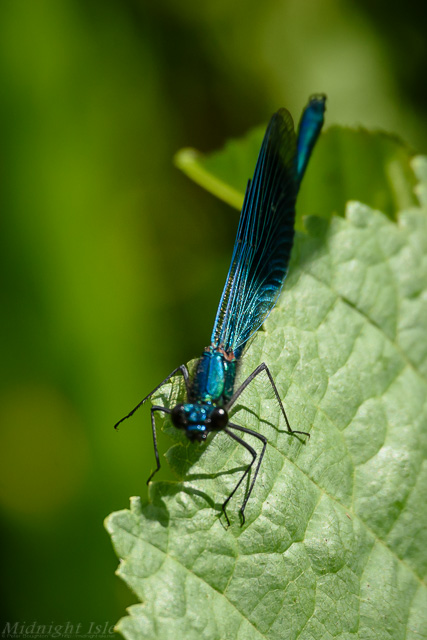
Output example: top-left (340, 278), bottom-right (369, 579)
top-left (1, 0), bottom-right (426, 629)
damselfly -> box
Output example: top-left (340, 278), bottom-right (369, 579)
top-left (115, 95), bottom-right (326, 525)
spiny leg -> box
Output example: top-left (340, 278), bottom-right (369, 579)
top-left (228, 423), bottom-right (267, 525)
top-left (222, 426), bottom-right (257, 527)
top-left (147, 406), bottom-right (171, 484)
top-left (114, 364), bottom-right (190, 430)
top-left (227, 362), bottom-right (309, 437)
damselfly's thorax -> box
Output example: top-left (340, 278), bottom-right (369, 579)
top-left (189, 345), bottom-right (237, 405)
top-left (169, 346), bottom-right (235, 442)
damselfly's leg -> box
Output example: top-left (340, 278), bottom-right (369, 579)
top-left (147, 406), bottom-right (171, 484)
top-left (227, 362), bottom-right (309, 437)
top-left (222, 423), bottom-right (267, 526)
top-left (222, 427), bottom-right (255, 527)
top-left (114, 364), bottom-right (190, 430)
top-left (228, 423), bottom-right (267, 524)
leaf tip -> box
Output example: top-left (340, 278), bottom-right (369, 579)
top-left (173, 147), bottom-right (201, 171)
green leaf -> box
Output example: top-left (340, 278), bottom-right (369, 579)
top-left (106, 131), bottom-right (427, 638)
top-left (175, 125), bottom-right (417, 231)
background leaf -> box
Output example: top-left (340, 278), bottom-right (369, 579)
top-left (175, 126), bottom-right (417, 230)
top-left (106, 127), bottom-right (427, 638)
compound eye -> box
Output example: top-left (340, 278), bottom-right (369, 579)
top-left (171, 404), bottom-right (187, 429)
top-left (210, 406), bottom-right (228, 430)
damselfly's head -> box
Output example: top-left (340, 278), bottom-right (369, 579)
top-left (171, 403), bottom-right (228, 442)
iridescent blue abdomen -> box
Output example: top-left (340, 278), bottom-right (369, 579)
top-left (295, 94), bottom-right (326, 185)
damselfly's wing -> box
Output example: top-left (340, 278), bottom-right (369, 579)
top-left (210, 108), bottom-right (298, 357)
top-left (210, 96), bottom-right (326, 357)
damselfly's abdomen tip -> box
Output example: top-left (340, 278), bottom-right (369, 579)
top-left (308, 94), bottom-right (327, 109)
